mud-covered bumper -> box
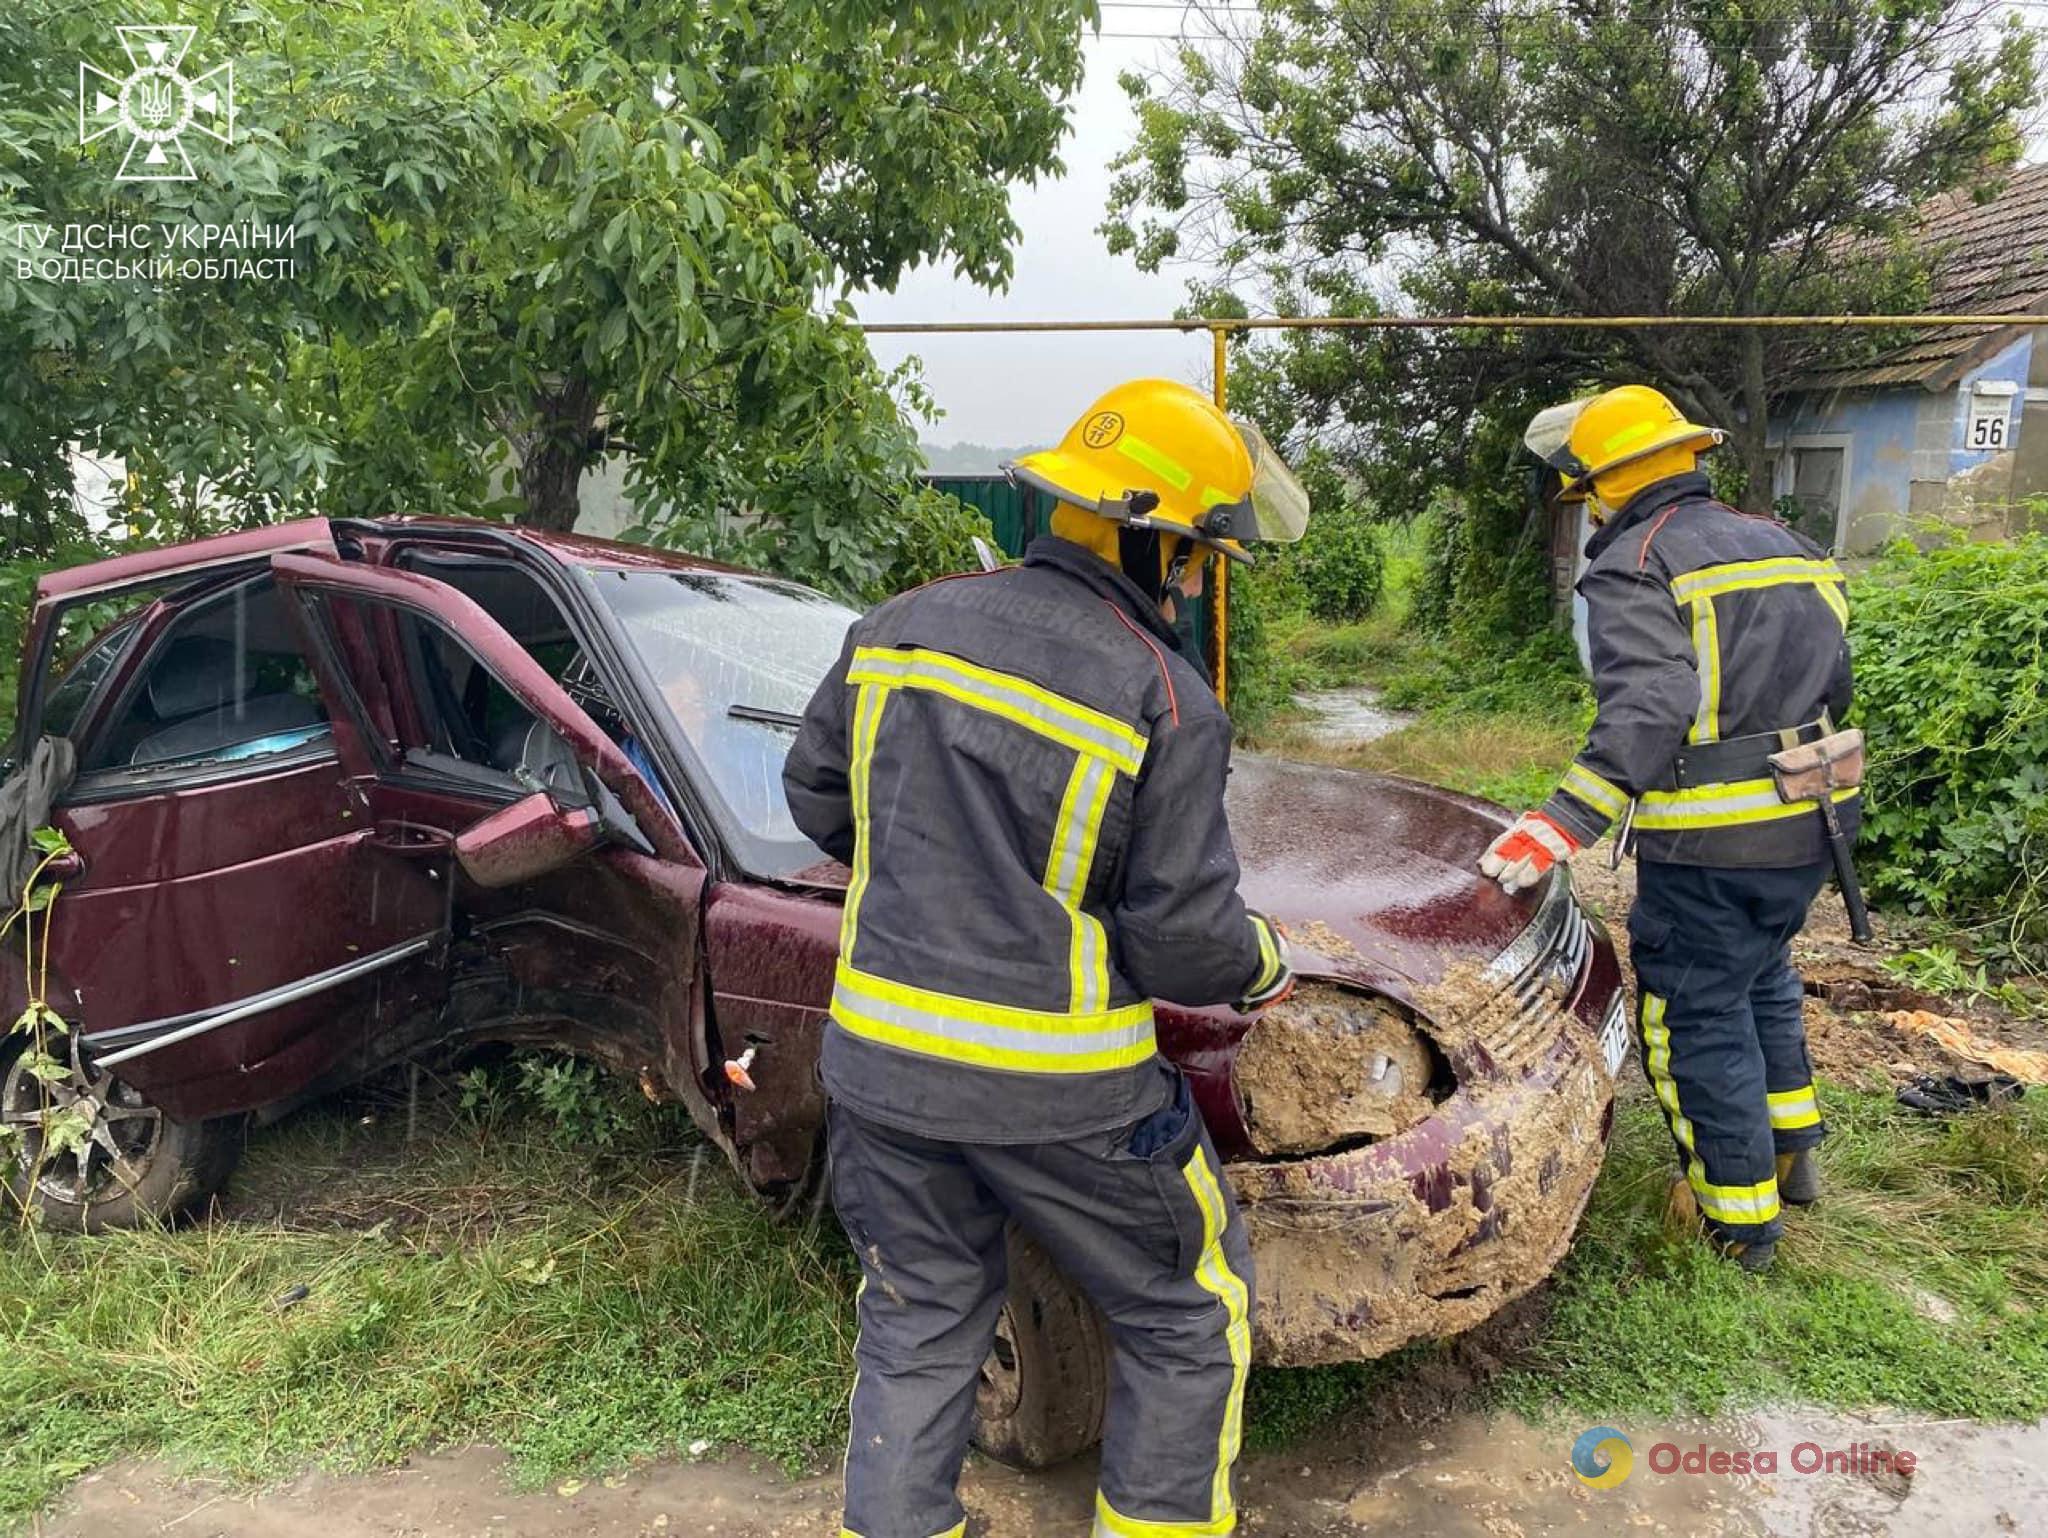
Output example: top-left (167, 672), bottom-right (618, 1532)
top-left (1226, 921), bottom-right (1625, 1368)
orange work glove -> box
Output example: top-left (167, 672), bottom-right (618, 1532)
top-left (1479, 811), bottom-right (1581, 894)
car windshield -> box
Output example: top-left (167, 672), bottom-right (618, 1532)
top-left (593, 567), bottom-right (855, 877)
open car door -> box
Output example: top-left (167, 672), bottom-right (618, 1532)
top-left (18, 523), bottom-right (471, 1125)
top-left (267, 551), bottom-right (708, 1106)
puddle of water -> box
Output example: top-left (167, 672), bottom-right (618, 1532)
top-left (1322, 1405), bottom-right (2048, 1538)
top-left (1293, 686), bottom-right (1415, 747)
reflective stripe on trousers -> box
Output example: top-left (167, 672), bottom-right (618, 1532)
top-left (1768, 1084), bottom-right (1822, 1130)
top-left (1640, 993), bottom-right (1784, 1228)
top-left (830, 1090), bottom-right (1253, 1538)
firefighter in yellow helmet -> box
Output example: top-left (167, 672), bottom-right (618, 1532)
top-left (783, 378), bottom-right (1306, 1538)
top-left (1488, 383), bottom-right (1857, 1275)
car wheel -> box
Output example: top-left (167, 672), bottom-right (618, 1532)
top-left (972, 1223), bottom-right (1109, 1469)
top-left (0, 1032), bottom-right (242, 1232)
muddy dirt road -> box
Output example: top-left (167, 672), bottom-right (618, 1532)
top-left (46, 1403), bottom-right (2048, 1538)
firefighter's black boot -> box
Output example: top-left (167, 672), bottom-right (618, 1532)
top-left (1726, 1238), bottom-right (1776, 1274)
top-left (1776, 1149), bottom-right (1820, 1207)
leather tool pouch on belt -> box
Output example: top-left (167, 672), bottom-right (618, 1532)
top-left (1766, 728), bottom-right (1865, 803)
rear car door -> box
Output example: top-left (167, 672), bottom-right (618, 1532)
top-left (11, 525), bottom-right (457, 1122)
top-left (267, 552), bottom-right (709, 1107)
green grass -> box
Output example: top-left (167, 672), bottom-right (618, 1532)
top-left (1242, 513), bottom-right (1594, 809)
top-left (1497, 1084), bottom-right (2048, 1422)
top-left (0, 1093), bottom-right (857, 1523)
top-left (1253, 597), bottom-right (1591, 810)
top-left (4, 1069), bottom-right (2045, 1523)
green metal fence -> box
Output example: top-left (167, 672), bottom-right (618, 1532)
top-left (923, 474), bottom-right (1051, 557)
top-left (920, 472), bottom-right (1210, 660)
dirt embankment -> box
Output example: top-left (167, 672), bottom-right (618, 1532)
top-left (49, 1395), bottom-right (2048, 1538)
top-left (1568, 856), bottom-right (2048, 1091)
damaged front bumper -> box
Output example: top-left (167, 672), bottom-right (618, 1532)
top-left (1227, 881), bottom-right (1625, 1367)
top-left (1228, 1037), bottom-right (1612, 1365)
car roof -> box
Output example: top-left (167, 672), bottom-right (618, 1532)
top-left (33, 514), bottom-right (764, 603)
top-left (378, 515), bottom-right (757, 577)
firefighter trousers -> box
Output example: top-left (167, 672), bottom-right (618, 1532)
top-left (827, 1066), bottom-right (1254, 1538)
top-left (1629, 859), bottom-right (1830, 1245)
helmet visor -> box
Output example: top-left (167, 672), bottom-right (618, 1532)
top-left (1523, 398), bottom-right (1596, 503)
top-left (1523, 399), bottom-right (1592, 471)
top-left (1235, 420), bottom-right (1310, 543)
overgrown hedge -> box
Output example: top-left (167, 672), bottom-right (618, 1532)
top-left (1851, 533), bottom-right (2048, 961)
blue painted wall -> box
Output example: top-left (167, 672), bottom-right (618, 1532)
top-left (1948, 331), bottom-right (2029, 477)
top-left (1771, 329), bottom-right (2033, 552)
top-left (1768, 389), bottom-right (1921, 552)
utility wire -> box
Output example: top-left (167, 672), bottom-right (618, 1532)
top-left (865, 314), bottom-right (2046, 333)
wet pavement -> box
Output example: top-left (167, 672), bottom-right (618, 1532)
top-left (45, 1405), bottom-right (2048, 1537)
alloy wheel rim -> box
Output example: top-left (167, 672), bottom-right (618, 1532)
top-left (1, 1034), bottom-right (162, 1207)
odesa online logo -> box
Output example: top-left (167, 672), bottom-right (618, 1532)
top-left (1571, 1425), bottom-right (1634, 1488)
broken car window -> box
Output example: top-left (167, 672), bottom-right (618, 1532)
top-left (81, 576), bottom-right (330, 774)
top-left (41, 617), bottom-right (139, 743)
top-left (593, 569), bottom-right (856, 876)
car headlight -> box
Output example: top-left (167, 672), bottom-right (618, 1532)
top-left (1233, 984), bottom-right (1446, 1158)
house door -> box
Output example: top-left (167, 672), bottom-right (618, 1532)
top-left (1789, 447), bottom-right (1844, 552)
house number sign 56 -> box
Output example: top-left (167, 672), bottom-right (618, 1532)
top-left (1967, 397), bottom-right (2012, 452)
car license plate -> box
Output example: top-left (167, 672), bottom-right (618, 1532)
top-left (1599, 994), bottom-right (1631, 1077)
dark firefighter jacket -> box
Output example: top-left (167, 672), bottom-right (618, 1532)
top-left (782, 535), bottom-right (1285, 1143)
top-left (1540, 470), bottom-right (1857, 868)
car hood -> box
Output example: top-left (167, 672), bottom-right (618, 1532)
top-left (1224, 754), bottom-right (1534, 1000)
top-left (780, 752), bottom-right (1536, 1002)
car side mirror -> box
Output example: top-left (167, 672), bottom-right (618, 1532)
top-left (453, 791), bottom-right (601, 889)
top-left (580, 761), bottom-right (656, 857)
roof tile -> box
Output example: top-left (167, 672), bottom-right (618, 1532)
top-left (1793, 163), bottom-right (2048, 391)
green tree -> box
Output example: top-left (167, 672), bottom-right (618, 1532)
top-left (1107, 0), bottom-right (2037, 513)
top-left (1, 0), bottom-right (1093, 597)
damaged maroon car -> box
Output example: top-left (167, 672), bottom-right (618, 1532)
top-left (1, 517), bottom-right (1627, 1463)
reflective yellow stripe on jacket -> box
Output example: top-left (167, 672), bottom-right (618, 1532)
top-left (1560, 762), bottom-right (1629, 821)
top-left (1635, 777), bottom-right (1858, 832)
top-left (831, 963), bottom-right (1156, 1073)
top-left (1670, 557), bottom-right (1848, 747)
top-left (848, 646), bottom-right (1148, 774)
top-left (836, 646), bottom-right (1155, 1073)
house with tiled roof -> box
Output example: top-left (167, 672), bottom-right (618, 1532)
top-left (1765, 163), bottom-right (2048, 554)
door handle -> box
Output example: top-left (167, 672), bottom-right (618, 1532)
top-left (39, 852), bottom-right (84, 881)
top-left (368, 821), bottom-right (454, 856)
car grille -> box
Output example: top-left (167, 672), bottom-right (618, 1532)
top-left (1480, 869), bottom-right (1594, 1066)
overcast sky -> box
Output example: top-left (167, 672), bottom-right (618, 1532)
top-left (854, 30), bottom-right (1208, 450)
top-left (859, 9), bottom-right (2048, 451)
